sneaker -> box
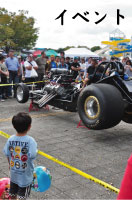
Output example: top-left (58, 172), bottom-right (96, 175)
top-left (52, 106), bottom-right (60, 110)
top-left (2, 96), bottom-right (8, 99)
top-left (1, 99), bottom-right (5, 102)
top-left (7, 96), bottom-right (13, 99)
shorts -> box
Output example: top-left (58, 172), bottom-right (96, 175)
top-left (9, 181), bottom-right (31, 199)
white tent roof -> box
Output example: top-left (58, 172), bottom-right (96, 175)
top-left (65, 48), bottom-right (99, 58)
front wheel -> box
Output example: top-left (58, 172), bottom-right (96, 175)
top-left (16, 83), bottom-right (29, 103)
top-left (77, 84), bottom-right (124, 130)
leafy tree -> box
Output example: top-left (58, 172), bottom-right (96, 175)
top-left (56, 48), bottom-right (64, 53)
top-left (91, 46), bottom-right (101, 52)
top-left (64, 46), bottom-right (75, 51)
top-left (77, 45), bottom-right (90, 49)
top-left (56, 46), bottom-right (75, 53)
top-left (0, 8), bottom-right (39, 52)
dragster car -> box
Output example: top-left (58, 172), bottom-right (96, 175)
top-left (16, 61), bottom-right (132, 130)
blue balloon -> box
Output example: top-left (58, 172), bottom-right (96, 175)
top-left (32, 166), bottom-right (51, 192)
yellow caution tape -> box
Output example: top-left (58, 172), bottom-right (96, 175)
top-left (0, 79), bottom-right (82, 87)
top-left (0, 131), bottom-right (10, 139)
top-left (0, 130), bottom-right (119, 194)
top-left (0, 80), bottom-right (48, 87)
top-left (38, 150), bottom-right (119, 194)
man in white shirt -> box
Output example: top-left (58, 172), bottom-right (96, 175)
top-left (80, 58), bottom-right (86, 71)
top-left (24, 54), bottom-right (38, 83)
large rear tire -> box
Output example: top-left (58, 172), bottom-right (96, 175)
top-left (77, 84), bottom-right (124, 130)
top-left (16, 83), bottom-right (29, 103)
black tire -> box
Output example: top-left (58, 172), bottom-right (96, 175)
top-left (122, 112), bottom-right (132, 124)
top-left (77, 84), bottom-right (124, 130)
top-left (16, 83), bottom-right (29, 103)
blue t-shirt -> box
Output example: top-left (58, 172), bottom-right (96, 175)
top-left (58, 63), bottom-right (68, 69)
top-left (5, 57), bottom-right (20, 71)
top-left (3, 135), bottom-right (37, 187)
top-left (51, 61), bottom-right (57, 69)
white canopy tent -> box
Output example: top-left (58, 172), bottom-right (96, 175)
top-left (65, 48), bottom-right (99, 58)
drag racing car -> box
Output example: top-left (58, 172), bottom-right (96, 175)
top-left (16, 61), bottom-right (132, 130)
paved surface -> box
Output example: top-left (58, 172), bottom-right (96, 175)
top-left (0, 99), bottom-right (132, 199)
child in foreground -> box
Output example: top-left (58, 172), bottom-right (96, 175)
top-left (3, 112), bottom-right (37, 200)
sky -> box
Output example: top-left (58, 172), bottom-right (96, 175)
top-left (0, 0), bottom-right (132, 49)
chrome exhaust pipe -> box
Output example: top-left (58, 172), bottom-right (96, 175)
top-left (39, 92), bottom-right (56, 107)
top-left (39, 93), bottom-right (55, 107)
top-left (37, 93), bottom-right (50, 104)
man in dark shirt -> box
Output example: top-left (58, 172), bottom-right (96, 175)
top-left (36, 51), bottom-right (46, 89)
top-left (71, 57), bottom-right (81, 79)
top-left (65, 57), bottom-right (71, 70)
top-left (82, 59), bottom-right (104, 89)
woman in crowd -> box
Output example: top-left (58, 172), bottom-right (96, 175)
top-left (124, 60), bottom-right (132, 78)
top-left (0, 55), bottom-right (9, 101)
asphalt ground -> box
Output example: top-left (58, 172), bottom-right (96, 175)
top-left (0, 98), bottom-right (132, 199)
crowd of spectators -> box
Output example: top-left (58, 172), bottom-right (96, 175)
top-left (0, 49), bottom-right (132, 102)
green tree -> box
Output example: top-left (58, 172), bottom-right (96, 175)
top-left (0, 8), bottom-right (39, 52)
top-left (56, 46), bottom-right (75, 53)
top-left (91, 46), bottom-right (101, 52)
top-left (77, 45), bottom-right (90, 49)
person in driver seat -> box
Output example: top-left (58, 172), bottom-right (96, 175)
top-left (81, 59), bottom-right (104, 89)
